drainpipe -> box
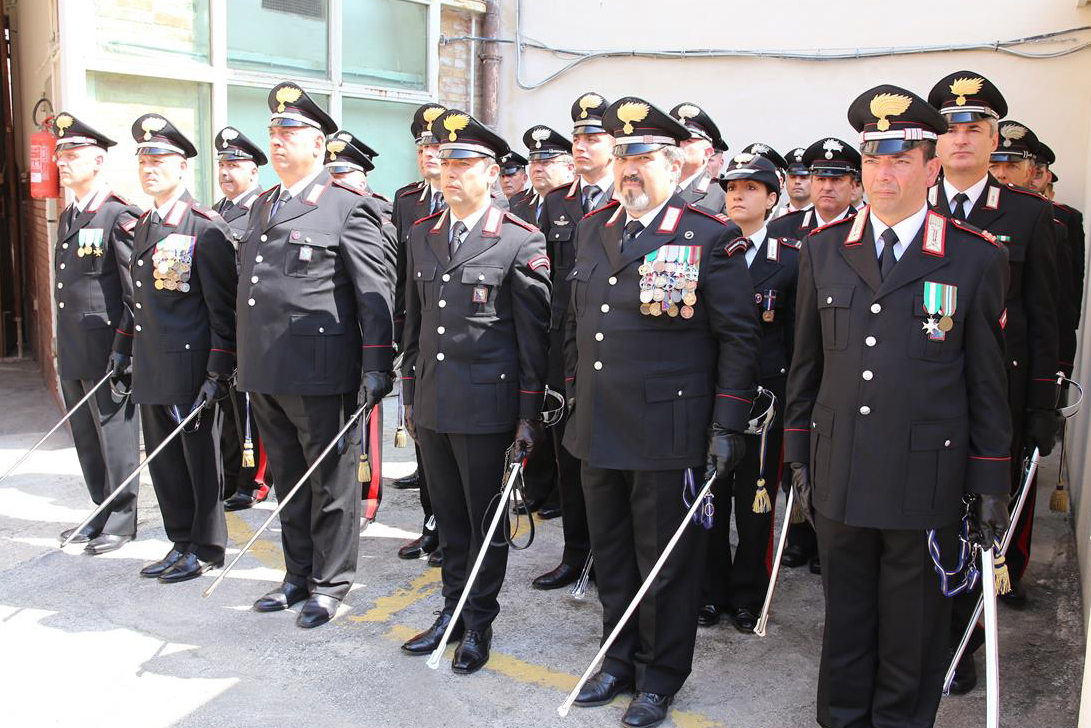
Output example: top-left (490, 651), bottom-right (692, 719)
top-left (480, 0), bottom-right (501, 128)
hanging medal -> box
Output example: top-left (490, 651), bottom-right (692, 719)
top-left (922, 281), bottom-right (957, 341)
top-left (762, 289), bottom-right (777, 322)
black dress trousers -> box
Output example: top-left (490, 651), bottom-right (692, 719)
top-left (60, 378), bottom-right (140, 536)
top-left (250, 392), bottom-right (359, 600)
top-left (415, 425), bottom-right (513, 632)
top-left (553, 411), bottom-right (590, 568)
top-left (141, 402), bottom-right (226, 562)
top-left (217, 385), bottom-right (262, 499)
top-left (815, 512), bottom-right (957, 728)
top-left (581, 464), bottom-right (708, 696)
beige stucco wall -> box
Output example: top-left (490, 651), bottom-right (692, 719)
top-left (496, 0), bottom-right (1091, 214)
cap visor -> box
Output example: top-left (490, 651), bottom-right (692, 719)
top-left (942, 110), bottom-right (993, 125)
top-left (859, 139), bottom-right (929, 156)
top-left (989, 151), bottom-right (1029, 162)
top-left (438, 148), bottom-right (493, 159)
top-left (613, 142), bottom-right (670, 157)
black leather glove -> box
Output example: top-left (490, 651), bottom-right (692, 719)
top-left (106, 351), bottom-right (132, 381)
top-left (972, 492), bottom-right (1011, 548)
top-left (511, 418), bottom-right (544, 462)
top-left (191, 376), bottom-right (226, 411)
top-left (1024, 409), bottom-right (1059, 457)
top-left (790, 463), bottom-right (814, 528)
top-left (362, 370), bottom-right (395, 410)
top-left (403, 404), bottom-right (416, 442)
top-left (704, 424), bottom-right (746, 480)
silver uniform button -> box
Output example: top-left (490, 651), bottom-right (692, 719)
top-left (136, 281), bottom-right (141, 287)
top-left (57, 282), bottom-right (62, 289)
top-left (439, 300), bottom-right (446, 308)
top-left (185, 344), bottom-right (191, 350)
top-left (255, 255), bottom-right (263, 263)
top-left (478, 274), bottom-right (485, 281)
top-left (595, 332), bottom-right (604, 341)
top-left (248, 298), bottom-right (256, 306)
top-left (593, 361), bottom-right (603, 370)
top-left (58, 302), bottom-right (64, 308)
top-left (137, 260), bottom-right (144, 266)
top-left (870, 303), bottom-right (881, 314)
top-left (859, 405), bottom-right (871, 415)
top-left (136, 303), bottom-right (142, 309)
top-left (862, 370), bottom-right (873, 381)
top-left (437, 352), bottom-right (445, 361)
top-left (251, 276), bottom-right (259, 284)
top-left (500, 373), bottom-right (506, 380)
top-left (62, 243), bottom-right (68, 249)
top-left (135, 325), bottom-right (142, 332)
top-left (260, 234), bottom-right (268, 242)
top-left (677, 390), bottom-right (683, 397)
top-left (60, 263), bottom-right (65, 270)
top-left (318, 327), bottom-right (325, 333)
top-left (865, 336), bottom-right (876, 347)
top-left (442, 274), bottom-right (450, 282)
top-left (437, 326), bottom-right (445, 334)
top-left (608, 276), bottom-right (617, 286)
top-left (944, 440), bottom-right (951, 448)
top-left (600, 304), bottom-right (610, 313)
top-left (1012, 360), bottom-right (1018, 367)
top-left (826, 296), bottom-right (833, 304)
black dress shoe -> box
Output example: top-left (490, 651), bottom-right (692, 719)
top-left (532, 563), bottom-right (580, 590)
top-left (224, 484), bottom-right (270, 511)
top-left (158, 553), bottom-right (223, 583)
top-left (999, 580), bottom-right (1028, 609)
top-left (574, 670), bottom-right (634, 707)
top-left (697, 604), bottom-right (721, 627)
top-left (392, 471), bottom-right (421, 490)
top-left (622, 692), bottom-right (673, 727)
top-left (731, 606), bottom-right (758, 633)
top-left (537, 503), bottom-right (562, 520)
top-left (398, 536), bottom-right (425, 559)
top-left (451, 627), bottom-right (491, 674)
top-left (296, 594), bottom-right (340, 628)
top-left (809, 556), bottom-right (822, 575)
top-left (60, 525), bottom-right (99, 544)
top-left (428, 549), bottom-right (443, 567)
top-left (949, 653), bottom-right (978, 695)
top-left (140, 548), bottom-right (186, 578)
top-left (513, 498), bottom-right (544, 515)
top-left (401, 611), bottom-right (463, 655)
top-left (84, 533), bottom-right (133, 555)
top-left (780, 544), bottom-right (813, 568)
top-left (253, 582), bottom-right (310, 612)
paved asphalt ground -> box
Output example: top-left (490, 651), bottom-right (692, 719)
top-left (0, 359), bottom-right (1082, 727)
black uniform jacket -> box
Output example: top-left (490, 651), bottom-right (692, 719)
top-left (235, 171), bottom-right (395, 396)
top-left (55, 187), bottom-right (141, 380)
top-left (747, 233), bottom-right (800, 384)
top-left (930, 175), bottom-right (1059, 410)
top-left (215, 186), bottom-right (263, 239)
top-left (509, 189), bottom-right (542, 226)
top-left (1053, 201), bottom-right (1085, 325)
top-left (123, 191), bottom-right (238, 406)
top-left (402, 205), bottom-right (552, 435)
top-left (563, 195), bottom-right (761, 471)
top-left (678, 170), bottom-right (726, 215)
top-left (784, 206), bottom-right (1012, 530)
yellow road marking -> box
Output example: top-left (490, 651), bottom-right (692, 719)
top-left (349, 570), bottom-right (441, 623)
top-left (224, 511), bottom-right (284, 571)
top-left (381, 624), bottom-right (724, 727)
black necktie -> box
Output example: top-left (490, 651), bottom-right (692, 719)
top-left (450, 221), bottom-right (467, 256)
top-left (62, 205), bottom-right (76, 232)
top-left (879, 228), bottom-right (899, 280)
top-left (583, 184), bottom-right (601, 214)
top-left (622, 220), bottom-right (644, 251)
top-left (432, 191), bottom-right (446, 214)
top-left (271, 190), bottom-right (290, 218)
top-left (951, 192), bottom-right (969, 221)
top-left (220, 199), bottom-right (234, 215)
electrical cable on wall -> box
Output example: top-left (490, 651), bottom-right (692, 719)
top-left (440, 13), bottom-right (1091, 90)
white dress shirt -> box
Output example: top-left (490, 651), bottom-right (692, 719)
top-left (871, 203), bottom-right (929, 263)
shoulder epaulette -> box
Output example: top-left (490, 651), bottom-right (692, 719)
top-left (714, 213), bottom-right (730, 223)
top-left (686, 204), bottom-right (730, 225)
top-left (413, 209), bottom-right (444, 226)
top-left (120, 218), bottom-right (138, 233)
top-left (581, 199), bottom-right (619, 220)
top-left (1006, 184), bottom-right (1048, 201)
top-left (950, 218), bottom-right (1000, 247)
top-left (191, 204), bottom-right (223, 221)
top-left (1054, 202), bottom-right (1074, 213)
top-left (722, 238), bottom-right (749, 257)
top-left (398, 186), bottom-right (422, 198)
top-left (809, 213), bottom-right (855, 236)
top-left (504, 211), bottom-right (537, 232)
top-left (107, 191), bottom-right (132, 206)
top-left (331, 179), bottom-right (365, 196)
top-left (256, 186), bottom-right (279, 203)
top-left (780, 237), bottom-right (802, 249)
top-left (546, 182), bottom-right (573, 197)
top-left (369, 191), bottom-right (391, 204)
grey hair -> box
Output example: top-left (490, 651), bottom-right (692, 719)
top-left (662, 145), bottom-right (686, 185)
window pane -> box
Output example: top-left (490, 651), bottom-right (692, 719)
top-left (228, 0), bottom-right (329, 78)
top-left (342, 0), bottom-right (428, 91)
top-left (91, 0), bottom-right (210, 63)
top-left (85, 72), bottom-right (213, 206)
top-left (339, 97), bottom-right (419, 199)
top-left (226, 85), bottom-right (330, 193)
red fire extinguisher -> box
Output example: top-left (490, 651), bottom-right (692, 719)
top-left (29, 108), bottom-right (61, 199)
